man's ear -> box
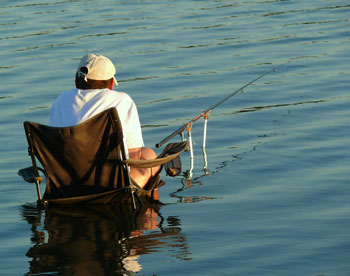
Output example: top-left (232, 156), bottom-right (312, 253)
top-left (109, 79), bottom-right (114, 90)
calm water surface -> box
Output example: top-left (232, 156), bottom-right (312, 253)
top-left (0, 0), bottom-right (349, 275)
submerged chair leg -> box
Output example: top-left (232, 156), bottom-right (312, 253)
top-left (33, 175), bottom-right (47, 205)
top-left (36, 179), bottom-right (43, 201)
top-left (125, 166), bottom-right (137, 209)
top-left (130, 189), bottom-right (137, 209)
top-left (27, 145), bottom-right (44, 203)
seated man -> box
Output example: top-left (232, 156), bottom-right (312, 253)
top-left (50, 53), bottom-right (160, 188)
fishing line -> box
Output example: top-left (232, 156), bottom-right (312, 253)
top-left (156, 59), bottom-right (292, 148)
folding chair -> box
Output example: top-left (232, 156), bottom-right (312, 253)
top-left (18, 107), bottom-right (188, 206)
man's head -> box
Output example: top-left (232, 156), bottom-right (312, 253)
top-left (75, 54), bottom-right (118, 90)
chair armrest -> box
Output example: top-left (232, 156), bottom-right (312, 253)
top-left (18, 167), bottom-right (44, 183)
top-left (125, 141), bottom-right (188, 168)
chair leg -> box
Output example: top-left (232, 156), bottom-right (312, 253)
top-left (130, 188), bottom-right (137, 209)
top-left (123, 162), bottom-right (137, 209)
top-left (35, 179), bottom-right (42, 201)
top-left (135, 192), bottom-right (143, 208)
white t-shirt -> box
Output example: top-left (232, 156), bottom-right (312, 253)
top-left (50, 88), bottom-right (144, 149)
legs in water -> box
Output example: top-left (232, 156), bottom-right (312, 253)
top-left (128, 147), bottom-right (161, 188)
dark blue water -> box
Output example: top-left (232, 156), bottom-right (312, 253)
top-left (0, 0), bottom-right (349, 275)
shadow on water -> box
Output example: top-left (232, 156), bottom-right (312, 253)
top-left (220, 98), bottom-right (330, 117)
top-left (21, 197), bottom-right (191, 275)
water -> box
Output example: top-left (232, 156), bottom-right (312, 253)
top-left (0, 0), bottom-right (349, 275)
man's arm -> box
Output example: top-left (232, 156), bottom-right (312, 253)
top-left (128, 147), bottom-right (143, 160)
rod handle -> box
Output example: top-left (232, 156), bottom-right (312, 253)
top-left (156, 125), bottom-right (186, 148)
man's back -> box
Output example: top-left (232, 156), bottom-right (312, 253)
top-left (49, 53), bottom-right (160, 188)
top-left (50, 88), bottom-right (144, 149)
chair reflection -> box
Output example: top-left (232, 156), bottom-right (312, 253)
top-left (21, 197), bottom-right (190, 275)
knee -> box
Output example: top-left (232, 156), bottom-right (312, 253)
top-left (140, 147), bottom-right (157, 160)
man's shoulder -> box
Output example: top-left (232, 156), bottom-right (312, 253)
top-left (100, 89), bottom-right (134, 103)
top-left (104, 89), bottom-right (130, 98)
top-left (56, 88), bottom-right (78, 98)
top-left (52, 88), bottom-right (77, 104)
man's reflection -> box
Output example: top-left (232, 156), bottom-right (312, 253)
top-left (21, 197), bottom-right (190, 275)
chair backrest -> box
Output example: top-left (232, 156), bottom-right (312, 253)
top-left (24, 108), bottom-right (130, 200)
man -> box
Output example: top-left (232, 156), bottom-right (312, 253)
top-left (50, 53), bottom-right (160, 188)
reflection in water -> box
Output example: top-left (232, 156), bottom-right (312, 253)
top-left (21, 197), bottom-right (191, 275)
top-left (170, 177), bottom-right (216, 204)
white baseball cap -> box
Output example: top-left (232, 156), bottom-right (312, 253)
top-left (77, 53), bottom-right (118, 86)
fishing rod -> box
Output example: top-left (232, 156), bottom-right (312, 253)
top-left (155, 60), bottom-right (291, 148)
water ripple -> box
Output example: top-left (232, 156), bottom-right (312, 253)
top-left (1, 0), bottom-right (349, 275)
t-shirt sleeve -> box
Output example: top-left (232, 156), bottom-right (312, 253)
top-left (119, 97), bottom-right (145, 149)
